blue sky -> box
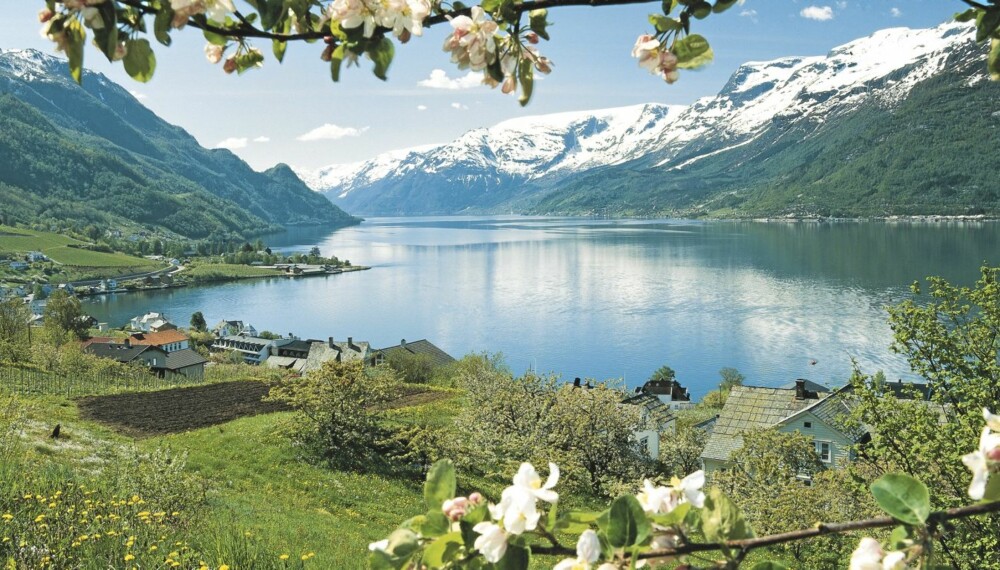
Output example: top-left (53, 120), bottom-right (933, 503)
top-left (0, 1), bottom-right (964, 170)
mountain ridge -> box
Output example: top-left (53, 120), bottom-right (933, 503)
top-left (301, 21), bottom-right (998, 218)
top-left (0, 48), bottom-right (358, 239)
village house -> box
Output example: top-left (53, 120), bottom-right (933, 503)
top-left (212, 333), bottom-right (290, 365)
top-left (129, 312), bottom-right (176, 333)
top-left (370, 339), bottom-right (457, 367)
top-left (212, 319), bottom-right (257, 338)
top-left (8, 261), bottom-right (27, 271)
top-left (639, 378), bottom-right (693, 411)
top-left (622, 382), bottom-right (678, 460)
top-left (128, 329), bottom-right (191, 353)
top-left (85, 339), bottom-right (208, 380)
top-left (301, 337), bottom-right (371, 373)
top-left (264, 337), bottom-right (315, 374)
top-left (699, 379), bottom-right (870, 473)
top-left (26, 252), bottom-right (46, 262)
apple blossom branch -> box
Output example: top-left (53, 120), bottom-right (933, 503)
top-left (530, 500), bottom-right (1000, 563)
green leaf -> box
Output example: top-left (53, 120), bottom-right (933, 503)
top-left (421, 511), bottom-right (451, 537)
top-left (648, 14), bottom-right (682, 33)
top-left (870, 474), bottom-right (931, 525)
top-left (330, 45), bottom-right (346, 82)
top-left (713, 0), bottom-right (739, 13)
top-left (955, 8), bottom-right (978, 23)
top-left (749, 562), bottom-right (790, 570)
top-left (518, 59), bottom-right (533, 107)
top-left (605, 495), bottom-right (651, 548)
top-left (889, 525), bottom-right (913, 550)
top-left (368, 37), bottom-right (395, 81)
top-left (64, 19), bottom-right (86, 84)
top-left (368, 529), bottom-right (419, 570)
top-left (497, 0), bottom-right (518, 22)
top-left (154, 8), bottom-right (173, 46)
top-left (648, 503), bottom-right (690, 528)
top-left (701, 488), bottom-right (754, 543)
top-left (989, 39), bottom-right (1000, 81)
top-left (672, 34), bottom-right (713, 69)
top-left (272, 39), bottom-right (287, 63)
top-left (91, 3), bottom-right (118, 61)
top-left (256, 0), bottom-right (286, 31)
top-left (982, 471), bottom-right (1000, 501)
top-left (691, 1), bottom-right (712, 19)
top-left (497, 543), bottom-right (530, 570)
top-left (204, 30), bottom-right (229, 46)
top-left (424, 459), bottom-right (456, 511)
top-left (977, 8), bottom-right (1000, 43)
top-left (480, 0), bottom-right (500, 12)
top-left (423, 532), bottom-right (464, 567)
top-left (529, 9), bottom-right (550, 40)
top-left (555, 510), bottom-right (601, 534)
top-left (662, 0), bottom-right (677, 15)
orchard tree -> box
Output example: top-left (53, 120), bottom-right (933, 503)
top-left (35, 1), bottom-right (1000, 107)
top-left (0, 298), bottom-right (31, 363)
top-left (42, 289), bottom-right (90, 343)
top-left (189, 310), bottom-right (207, 331)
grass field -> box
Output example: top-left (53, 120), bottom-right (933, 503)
top-left (185, 263), bottom-right (285, 281)
top-left (0, 225), bottom-right (157, 268)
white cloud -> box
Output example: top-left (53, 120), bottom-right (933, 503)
top-left (416, 105), bottom-right (428, 111)
top-left (129, 90), bottom-right (147, 100)
top-left (253, 136), bottom-right (270, 143)
top-left (739, 8), bottom-right (758, 21)
top-left (215, 137), bottom-right (248, 150)
top-left (418, 69), bottom-right (483, 90)
top-left (800, 5), bottom-right (834, 21)
top-left (890, 7), bottom-right (902, 17)
top-left (296, 124), bottom-right (369, 141)
top-left (450, 102), bottom-right (469, 110)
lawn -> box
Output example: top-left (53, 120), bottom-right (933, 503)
top-left (184, 263), bottom-right (285, 281)
top-left (0, 225), bottom-right (157, 269)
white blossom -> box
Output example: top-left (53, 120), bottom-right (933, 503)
top-left (443, 7), bottom-right (498, 71)
top-left (328, 0), bottom-right (382, 38)
top-left (367, 538), bottom-right (389, 552)
top-left (636, 470), bottom-right (705, 515)
top-left (170, 0), bottom-right (234, 28)
top-left (512, 462), bottom-right (559, 503)
top-left (553, 529), bottom-right (601, 570)
top-left (962, 425), bottom-right (1000, 500)
top-left (631, 34), bottom-right (680, 84)
top-left (472, 521), bottom-right (507, 563)
top-left (204, 43), bottom-right (224, 64)
top-left (849, 537), bottom-right (884, 570)
top-left (380, 0), bottom-right (431, 38)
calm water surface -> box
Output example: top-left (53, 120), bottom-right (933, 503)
top-left (82, 217), bottom-right (1000, 397)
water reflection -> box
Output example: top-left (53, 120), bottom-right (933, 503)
top-left (84, 218), bottom-right (1000, 397)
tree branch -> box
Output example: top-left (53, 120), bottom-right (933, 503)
top-left (531, 500), bottom-right (1000, 562)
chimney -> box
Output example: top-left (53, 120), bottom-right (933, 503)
top-left (123, 338), bottom-right (130, 348)
top-left (328, 336), bottom-right (334, 348)
top-left (400, 338), bottom-right (406, 348)
top-left (573, 377), bottom-right (581, 388)
top-left (795, 379), bottom-right (805, 400)
top-left (347, 336), bottom-right (354, 349)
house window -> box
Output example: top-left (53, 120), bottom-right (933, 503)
top-left (815, 441), bottom-right (832, 463)
top-left (804, 421), bottom-right (812, 428)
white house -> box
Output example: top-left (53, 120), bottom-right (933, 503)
top-left (129, 312), bottom-right (174, 333)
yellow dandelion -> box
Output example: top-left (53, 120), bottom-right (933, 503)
top-left (279, 554), bottom-right (289, 560)
top-left (33, 514), bottom-right (45, 523)
top-left (2, 514), bottom-right (12, 521)
top-left (124, 554), bottom-right (135, 562)
top-left (220, 565), bottom-right (230, 570)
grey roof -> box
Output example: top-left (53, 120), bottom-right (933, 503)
top-left (375, 339), bottom-right (456, 367)
top-left (622, 392), bottom-right (675, 431)
top-left (303, 339), bottom-right (370, 373)
top-left (85, 342), bottom-right (165, 363)
top-left (701, 385), bottom-right (829, 463)
top-left (162, 349), bottom-right (208, 371)
top-left (275, 339), bottom-right (313, 355)
top-left (778, 379), bottom-right (829, 393)
top-left (265, 355), bottom-right (308, 373)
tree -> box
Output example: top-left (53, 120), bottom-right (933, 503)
top-left (384, 350), bottom-right (435, 384)
top-left (701, 367), bottom-right (744, 408)
top-left (648, 364), bottom-right (675, 383)
top-left (656, 420), bottom-right (706, 479)
top-left (267, 360), bottom-right (400, 471)
top-left (456, 354), bottom-right (648, 497)
top-left (0, 298), bottom-right (30, 363)
top-left (308, 246), bottom-right (322, 258)
top-left (845, 266), bottom-right (1000, 568)
top-left (42, 289), bottom-right (89, 342)
top-left (37, 1), bottom-right (1000, 108)
top-left (189, 311), bottom-right (206, 332)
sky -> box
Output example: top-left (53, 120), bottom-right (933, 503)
top-left (0, 1), bottom-right (964, 172)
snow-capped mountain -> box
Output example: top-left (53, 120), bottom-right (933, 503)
top-left (303, 21), bottom-right (996, 217)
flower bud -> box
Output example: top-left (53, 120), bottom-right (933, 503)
top-left (398, 29), bottom-right (411, 44)
top-left (324, 35), bottom-right (335, 45)
top-left (112, 42), bottom-right (127, 62)
top-left (502, 75), bottom-right (516, 94)
top-left (469, 492), bottom-right (484, 505)
top-left (205, 44), bottom-right (224, 65)
top-left (38, 9), bottom-right (54, 23)
top-left (223, 57), bottom-right (238, 74)
top-left (525, 32), bottom-right (539, 44)
top-left (988, 446), bottom-right (1000, 462)
top-left (534, 57), bottom-right (552, 74)
top-left (320, 44), bottom-right (334, 62)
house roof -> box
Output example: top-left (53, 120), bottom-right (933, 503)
top-left (303, 339), bottom-right (370, 372)
top-left (265, 355), bottom-right (308, 373)
top-left (85, 342), bottom-right (166, 363)
top-left (276, 339), bottom-right (313, 354)
top-left (80, 336), bottom-right (114, 349)
top-left (701, 385), bottom-right (829, 463)
top-left (622, 392), bottom-right (675, 431)
top-left (778, 379), bottom-right (829, 393)
top-left (162, 348), bottom-right (208, 370)
top-left (375, 339), bottom-right (456, 367)
top-left (777, 387), bottom-right (866, 441)
top-left (129, 330), bottom-right (189, 347)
